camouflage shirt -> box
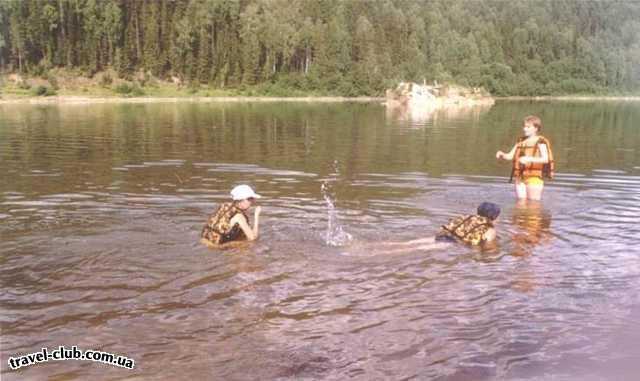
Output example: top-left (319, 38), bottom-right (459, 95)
top-left (437, 214), bottom-right (493, 246)
top-left (201, 202), bottom-right (249, 244)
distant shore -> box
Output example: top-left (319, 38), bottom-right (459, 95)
top-left (1, 94), bottom-right (639, 105)
top-left (0, 95), bottom-right (385, 104)
top-left (500, 96), bottom-right (640, 101)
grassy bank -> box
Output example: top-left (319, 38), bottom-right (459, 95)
top-left (1, 69), bottom-right (639, 104)
top-left (0, 69), bottom-right (368, 101)
top-left (0, 79), bottom-right (343, 100)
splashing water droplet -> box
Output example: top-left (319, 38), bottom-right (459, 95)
top-left (322, 162), bottom-right (353, 247)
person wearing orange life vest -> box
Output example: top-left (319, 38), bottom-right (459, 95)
top-left (200, 185), bottom-right (262, 248)
top-left (496, 115), bottom-right (555, 200)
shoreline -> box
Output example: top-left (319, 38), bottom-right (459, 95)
top-left (499, 96), bottom-right (640, 101)
top-left (0, 95), bottom-right (385, 105)
top-left (1, 95), bottom-right (639, 105)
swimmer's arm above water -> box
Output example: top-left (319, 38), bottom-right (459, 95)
top-left (483, 227), bottom-right (496, 242)
top-left (230, 206), bottom-right (261, 241)
top-left (496, 144), bottom-right (517, 161)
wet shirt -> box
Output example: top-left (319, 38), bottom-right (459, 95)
top-left (201, 202), bottom-right (248, 244)
top-left (437, 214), bottom-right (493, 246)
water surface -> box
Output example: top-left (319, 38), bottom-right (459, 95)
top-left (1, 100), bottom-right (640, 380)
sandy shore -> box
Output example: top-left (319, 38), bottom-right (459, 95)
top-left (0, 95), bottom-right (385, 105)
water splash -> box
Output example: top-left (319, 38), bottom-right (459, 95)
top-left (322, 161), bottom-right (353, 247)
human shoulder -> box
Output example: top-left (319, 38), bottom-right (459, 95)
top-left (483, 227), bottom-right (496, 242)
top-left (211, 202), bottom-right (232, 214)
top-left (229, 210), bottom-right (248, 224)
top-left (536, 135), bottom-right (552, 145)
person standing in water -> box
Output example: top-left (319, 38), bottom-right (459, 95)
top-left (200, 185), bottom-right (262, 247)
top-left (496, 115), bottom-right (555, 200)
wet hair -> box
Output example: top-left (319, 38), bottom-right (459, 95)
top-left (477, 202), bottom-right (501, 220)
top-left (524, 115), bottom-right (542, 131)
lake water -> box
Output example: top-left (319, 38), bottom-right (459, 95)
top-left (1, 100), bottom-right (639, 380)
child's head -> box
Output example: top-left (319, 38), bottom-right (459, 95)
top-left (230, 184), bottom-right (261, 210)
top-left (523, 115), bottom-right (542, 135)
top-left (477, 202), bottom-right (501, 221)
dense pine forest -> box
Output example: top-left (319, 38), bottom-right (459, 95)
top-left (1, 0), bottom-right (639, 96)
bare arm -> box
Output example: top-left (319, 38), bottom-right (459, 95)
top-left (253, 206), bottom-right (260, 238)
top-left (230, 206), bottom-right (261, 241)
top-left (483, 227), bottom-right (496, 242)
top-left (496, 144), bottom-right (517, 161)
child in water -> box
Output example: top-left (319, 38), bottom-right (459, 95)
top-left (496, 115), bottom-right (555, 200)
top-left (200, 184), bottom-right (262, 248)
top-left (372, 202), bottom-right (500, 253)
top-left (434, 202), bottom-right (500, 245)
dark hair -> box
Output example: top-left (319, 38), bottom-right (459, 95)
top-left (477, 202), bottom-right (500, 220)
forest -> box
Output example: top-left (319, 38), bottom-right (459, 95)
top-left (1, 0), bottom-right (639, 96)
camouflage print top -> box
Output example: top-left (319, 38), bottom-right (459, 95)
top-left (201, 202), bottom-right (249, 244)
top-left (437, 214), bottom-right (493, 246)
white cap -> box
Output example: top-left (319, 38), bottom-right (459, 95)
top-left (230, 185), bottom-right (262, 201)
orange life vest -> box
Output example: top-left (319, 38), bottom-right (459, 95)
top-left (510, 135), bottom-right (555, 182)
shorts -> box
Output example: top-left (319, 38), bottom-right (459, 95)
top-left (521, 176), bottom-right (544, 186)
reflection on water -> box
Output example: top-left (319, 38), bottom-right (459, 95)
top-left (1, 101), bottom-right (640, 380)
top-left (510, 201), bottom-right (553, 257)
top-left (506, 201), bottom-right (554, 293)
top-left (385, 101), bottom-right (494, 127)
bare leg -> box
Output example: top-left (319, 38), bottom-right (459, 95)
top-left (379, 241), bottom-right (451, 255)
top-left (515, 180), bottom-right (527, 199)
top-left (397, 237), bottom-right (437, 245)
top-left (364, 236), bottom-right (436, 248)
top-left (526, 183), bottom-right (544, 200)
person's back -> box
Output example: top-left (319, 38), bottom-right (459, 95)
top-left (436, 202), bottom-right (500, 246)
top-left (201, 202), bottom-right (248, 244)
top-left (436, 214), bottom-right (495, 246)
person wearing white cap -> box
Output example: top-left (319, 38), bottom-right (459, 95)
top-left (200, 184), bottom-right (262, 247)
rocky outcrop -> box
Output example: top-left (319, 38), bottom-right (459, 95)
top-left (385, 82), bottom-right (494, 108)
top-left (384, 81), bottom-right (495, 124)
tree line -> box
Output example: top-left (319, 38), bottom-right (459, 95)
top-left (1, 0), bottom-right (639, 96)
